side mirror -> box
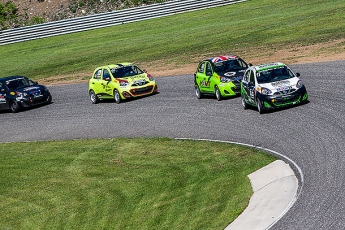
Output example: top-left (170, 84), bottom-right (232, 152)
top-left (296, 73), bottom-right (301, 77)
top-left (206, 71), bottom-right (212, 77)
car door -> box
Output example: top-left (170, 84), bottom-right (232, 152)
top-left (195, 61), bottom-right (206, 91)
top-left (198, 61), bottom-right (214, 93)
top-left (242, 69), bottom-right (256, 103)
top-left (90, 68), bottom-right (103, 95)
top-left (101, 68), bottom-right (113, 96)
top-left (0, 82), bottom-right (9, 110)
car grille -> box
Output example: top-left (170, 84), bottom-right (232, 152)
top-left (130, 86), bottom-right (154, 96)
top-left (273, 88), bottom-right (296, 95)
top-left (273, 95), bottom-right (300, 105)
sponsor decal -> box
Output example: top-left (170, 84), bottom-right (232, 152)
top-left (224, 72), bottom-right (236, 77)
top-left (133, 79), bottom-right (146, 86)
top-left (271, 80), bottom-right (290, 88)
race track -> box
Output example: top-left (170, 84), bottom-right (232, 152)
top-left (1, 60), bottom-right (344, 229)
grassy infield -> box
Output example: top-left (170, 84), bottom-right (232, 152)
top-left (1, 0), bottom-right (344, 229)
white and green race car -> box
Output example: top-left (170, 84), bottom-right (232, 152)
top-left (241, 62), bottom-right (308, 114)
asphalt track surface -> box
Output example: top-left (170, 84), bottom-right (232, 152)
top-left (1, 60), bottom-right (344, 229)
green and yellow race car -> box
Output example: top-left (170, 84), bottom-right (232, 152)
top-left (88, 63), bottom-right (158, 104)
top-left (194, 55), bottom-right (250, 100)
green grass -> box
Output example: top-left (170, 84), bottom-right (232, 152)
top-left (0, 138), bottom-right (276, 229)
top-left (0, 0), bottom-right (344, 81)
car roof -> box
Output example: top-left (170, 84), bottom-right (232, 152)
top-left (0, 75), bottom-right (26, 81)
top-left (100, 62), bottom-right (134, 69)
top-left (253, 62), bottom-right (286, 71)
top-left (206, 55), bottom-right (240, 63)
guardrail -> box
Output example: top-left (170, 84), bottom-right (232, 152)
top-left (0, 0), bottom-right (245, 46)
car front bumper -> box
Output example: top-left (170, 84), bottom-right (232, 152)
top-left (218, 81), bottom-right (241, 96)
top-left (258, 87), bottom-right (308, 109)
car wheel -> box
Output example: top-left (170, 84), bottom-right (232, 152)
top-left (195, 85), bottom-right (203, 99)
top-left (89, 90), bottom-right (98, 104)
top-left (10, 100), bottom-right (20, 113)
top-left (241, 96), bottom-right (248, 110)
top-left (256, 98), bottom-right (264, 114)
top-left (114, 89), bottom-right (121, 104)
top-left (215, 86), bottom-right (221, 101)
top-left (46, 94), bottom-right (52, 104)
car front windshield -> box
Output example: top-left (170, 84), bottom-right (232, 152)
top-left (111, 65), bottom-right (144, 78)
top-left (213, 59), bottom-right (247, 73)
top-left (257, 66), bottom-right (294, 84)
top-left (5, 77), bottom-right (35, 90)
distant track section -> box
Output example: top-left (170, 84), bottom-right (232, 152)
top-left (0, 0), bottom-right (245, 46)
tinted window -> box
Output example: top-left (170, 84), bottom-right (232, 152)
top-left (213, 59), bottom-right (248, 73)
top-left (257, 66), bottom-right (294, 84)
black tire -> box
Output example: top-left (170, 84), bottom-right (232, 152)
top-left (10, 100), bottom-right (20, 113)
top-left (215, 86), bottom-right (221, 101)
top-left (241, 96), bottom-right (248, 110)
top-left (195, 85), bottom-right (203, 99)
top-left (256, 98), bottom-right (264, 114)
top-left (89, 90), bottom-right (98, 104)
top-left (114, 89), bottom-right (121, 104)
top-left (46, 94), bottom-right (52, 104)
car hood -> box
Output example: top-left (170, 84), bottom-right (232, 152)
top-left (258, 77), bottom-right (300, 91)
top-left (217, 69), bottom-right (246, 81)
top-left (118, 73), bottom-right (149, 82)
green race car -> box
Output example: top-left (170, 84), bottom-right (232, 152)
top-left (194, 55), bottom-right (249, 100)
top-left (88, 63), bottom-right (158, 104)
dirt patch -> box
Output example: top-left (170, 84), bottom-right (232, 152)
top-left (40, 38), bottom-right (345, 86)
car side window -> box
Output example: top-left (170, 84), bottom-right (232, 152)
top-left (197, 62), bottom-right (205, 73)
top-left (94, 69), bottom-right (102, 79)
top-left (103, 69), bottom-right (111, 80)
top-left (206, 62), bottom-right (213, 76)
top-left (250, 70), bottom-right (255, 83)
top-left (244, 70), bottom-right (250, 82)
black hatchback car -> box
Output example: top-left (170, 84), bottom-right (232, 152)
top-left (0, 76), bottom-right (52, 113)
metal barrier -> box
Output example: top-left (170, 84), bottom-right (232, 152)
top-left (0, 0), bottom-right (245, 46)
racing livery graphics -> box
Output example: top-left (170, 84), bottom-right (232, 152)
top-left (0, 76), bottom-right (52, 113)
top-left (241, 62), bottom-right (308, 114)
top-left (194, 55), bottom-right (249, 100)
top-left (88, 63), bottom-right (158, 104)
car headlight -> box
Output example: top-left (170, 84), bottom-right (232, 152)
top-left (220, 76), bottom-right (231, 83)
top-left (261, 87), bottom-right (272, 95)
top-left (119, 80), bottom-right (129, 87)
top-left (147, 74), bottom-right (155, 81)
top-left (296, 80), bottom-right (304, 88)
top-left (16, 92), bottom-right (25, 98)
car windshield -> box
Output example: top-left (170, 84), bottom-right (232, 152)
top-left (5, 77), bottom-right (35, 90)
top-left (256, 66), bottom-right (294, 84)
top-left (213, 59), bottom-right (248, 73)
top-left (111, 65), bottom-right (144, 78)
